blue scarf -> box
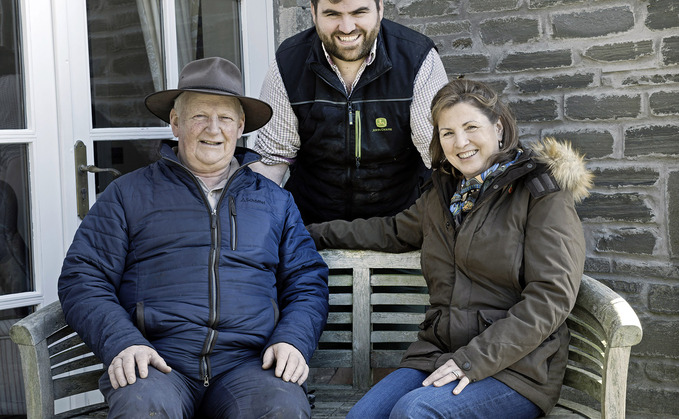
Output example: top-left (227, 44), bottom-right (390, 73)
top-left (449, 150), bottom-right (523, 220)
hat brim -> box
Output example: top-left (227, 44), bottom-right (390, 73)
top-left (144, 88), bottom-right (273, 134)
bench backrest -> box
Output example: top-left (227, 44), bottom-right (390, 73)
top-left (10, 249), bottom-right (642, 418)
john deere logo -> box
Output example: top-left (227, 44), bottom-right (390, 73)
top-left (376, 118), bottom-right (387, 128)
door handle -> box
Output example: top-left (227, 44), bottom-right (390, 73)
top-left (78, 164), bottom-right (122, 177)
top-left (74, 140), bottom-right (122, 219)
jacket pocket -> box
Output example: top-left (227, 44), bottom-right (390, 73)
top-left (418, 309), bottom-right (447, 351)
top-left (507, 333), bottom-right (561, 384)
top-left (270, 298), bottom-right (280, 327)
top-left (477, 309), bottom-right (508, 333)
top-left (135, 302), bottom-right (147, 338)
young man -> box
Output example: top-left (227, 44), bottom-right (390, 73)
top-left (58, 57), bottom-right (329, 418)
top-left (251, 0), bottom-right (449, 224)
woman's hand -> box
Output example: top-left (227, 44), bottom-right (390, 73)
top-left (422, 359), bottom-right (470, 395)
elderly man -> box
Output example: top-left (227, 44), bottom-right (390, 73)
top-left (58, 57), bottom-right (329, 418)
top-left (251, 0), bottom-right (448, 224)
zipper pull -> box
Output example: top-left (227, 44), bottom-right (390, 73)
top-left (203, 374), bottom-right (210, 387)
top-left (211, 210), bottom-right (217, 229)
top-left (348, 103), bottom-right (354, 125)
top-left (229, 196), bottom-right (237, 217)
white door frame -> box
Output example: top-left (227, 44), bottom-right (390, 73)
top-left (0, 0), bottom-right (64, 311)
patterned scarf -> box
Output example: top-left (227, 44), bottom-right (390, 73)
top-left (449, 150), bottom-right (523, 221)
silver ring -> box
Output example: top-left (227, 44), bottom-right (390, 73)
top-left (452, 370), bottom-right (461, 379)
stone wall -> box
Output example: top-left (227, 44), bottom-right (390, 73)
top-left (274, 0), bottom-right (679, 417)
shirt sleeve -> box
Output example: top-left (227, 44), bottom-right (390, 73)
top-left (252, 60), bottom-right (300, 166)
top-left (410, 48), bottom-right (449, 169)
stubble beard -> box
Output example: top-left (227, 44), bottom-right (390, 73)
top-left (319, 24), bottom-right (380, 63)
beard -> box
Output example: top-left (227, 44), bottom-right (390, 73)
top-left (317, 21), bottom-right (381, 63)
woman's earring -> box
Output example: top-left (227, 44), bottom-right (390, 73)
top-left (499, 140), bottom-right (504, 149)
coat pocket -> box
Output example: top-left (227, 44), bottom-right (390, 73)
top-left (135, 301), bottom-right (147, 338)
top-left (477, 309), bottom-right (561, 384)
top-left (477, 309), bottom-right (508, 332)
top-left (269, 298), bottom-right (280, 327)
top-left (418, 309), bottom-right (447, 351)
top-left (508, 333), bottom-right (561, 384)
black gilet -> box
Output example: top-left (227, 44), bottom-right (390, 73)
top-left (276, 19), bottom-right (436, 224)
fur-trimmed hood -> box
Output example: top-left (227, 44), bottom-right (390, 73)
top-left (528, 137), bottom-right (593, 203)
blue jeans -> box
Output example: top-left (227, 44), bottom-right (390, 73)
top-left (346, 368), bottom-right (541, 419)
top-left (99, 359), bottom-right (310, 418)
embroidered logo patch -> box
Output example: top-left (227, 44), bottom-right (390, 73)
top-left (373, 117), bottom-right (392, 132)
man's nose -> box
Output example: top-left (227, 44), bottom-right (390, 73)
top-left (206, 116), bottom-right (221, 133)
top-left (338, 16), bottom-right (356, 34)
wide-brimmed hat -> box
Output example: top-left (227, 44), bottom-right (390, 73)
top-left (144, 57), bottom-right (272, 133)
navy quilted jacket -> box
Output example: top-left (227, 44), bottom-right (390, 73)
top-left (58, 144), bottom-right (329, 384)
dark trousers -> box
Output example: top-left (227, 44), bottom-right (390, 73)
top-left (99, 358), bottom-right (310, 418)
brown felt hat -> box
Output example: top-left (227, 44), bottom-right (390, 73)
top-left (144, 57), bottom-right (272, 134)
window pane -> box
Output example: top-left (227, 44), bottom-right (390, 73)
top-left (0, 144), bottom-right (32, 297)
top-left (94, 139), bottom-right (170, 194)
top-left (0, 0), bottom-right (25, 130)
top-left (87, 0), bottom-right (165, 128)
top-left (175, 0), bottom-right (242, 71)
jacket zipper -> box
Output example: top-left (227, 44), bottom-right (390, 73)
top-left (229, 196), bottom-right (237, 251)
top-left (163, 153), bottom-right (260, 386)
top-left (200, 209), bottom-right (221, 386)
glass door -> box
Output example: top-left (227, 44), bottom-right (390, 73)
top-left (1, 0), bottom-right (66, 415)
top-left (0, 0), bottom-right (275, 415)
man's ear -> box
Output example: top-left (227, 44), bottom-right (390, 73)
top-left (310, 2), bottom-right (317, 25)
top-left (169, 108), bottom-right (180, 137)
top-left (237, 115), bottom-right (245, 139)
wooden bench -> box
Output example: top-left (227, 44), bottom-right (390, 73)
top-left (10, 249), bottom-right (643, 418)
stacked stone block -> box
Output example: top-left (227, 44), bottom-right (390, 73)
top-left (275, 0), bottom-right (679, 416)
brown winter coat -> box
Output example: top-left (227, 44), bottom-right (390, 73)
top-left (308, 138), bottom-right (593, 414)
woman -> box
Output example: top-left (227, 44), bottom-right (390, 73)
top-left (307, 79), bottom-right (593, 418)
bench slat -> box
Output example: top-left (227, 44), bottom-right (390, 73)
top-left (371, 293), bottom-right (430, 306)
top-left (371, 330), bottom-right (419, 343)
top-left (318, 331), bottom-right (352, 343)
top-left (370, 274), bottom-right (427, 287)
top-left (310, 350), bottom-right (352, 368)
top-left (53, 369), bottom-right (104, 400)
top-left (371, 312), bottom-right (425, 324)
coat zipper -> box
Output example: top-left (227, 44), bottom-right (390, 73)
top-left (162, 153), bottom-right (262, 385)
top-left (229, 196), bottom-right (237, 251)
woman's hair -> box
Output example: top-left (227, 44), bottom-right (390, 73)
top-left (429, 79), bottom-right (519, 175)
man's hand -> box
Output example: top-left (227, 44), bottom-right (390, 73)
top-left (422, 359), bottom-right (470, 395)
top-left (108, 345), bottom-right (172, 389)
top-left (262, 342), bottom-right (309, 385)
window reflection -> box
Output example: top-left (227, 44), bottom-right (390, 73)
top-left (175, 0), bottom-right (242, 71)
top-left (0, 0), bottom-right (25, 130)
top-left (94, 139), bottom-right (172, 194)
top-left (87, 0), bottom-right (165, 128)
top-left (0, 144), bottom-right (32, 297)
top-left (87, 0), bottom-right (243, 130)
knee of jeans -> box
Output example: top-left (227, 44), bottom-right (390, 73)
top-left (389, 395), bottom-right (429, 419)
